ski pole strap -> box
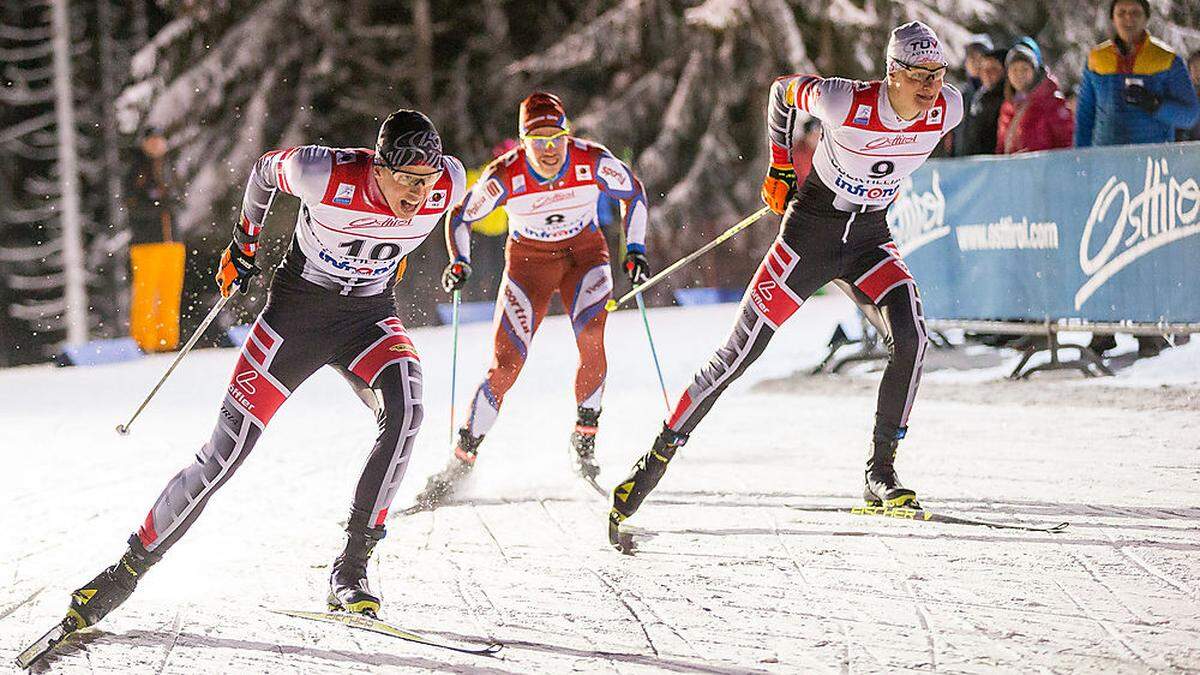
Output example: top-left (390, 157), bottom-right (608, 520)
top-left (606, 206), bottom-right (771, 311)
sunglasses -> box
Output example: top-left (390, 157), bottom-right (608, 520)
top-left (386, 167), bottom-right (443, 189)
top-left (892, 59), bottom-right (947, 85)
top-left (522, 129), bottom-right (569, 151)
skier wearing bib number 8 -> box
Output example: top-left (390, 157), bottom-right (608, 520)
top-left (609, 22), bottom-right (964, 545)
top-left (415, 92), bottom-right (651, 509)
top-left (57, 110), bottom-right (466, 630)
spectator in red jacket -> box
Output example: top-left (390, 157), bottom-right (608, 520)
top-left (996, 43), bottom-right (1074, 153)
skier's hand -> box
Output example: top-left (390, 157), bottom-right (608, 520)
top-left (623, 251), bottom-right (650, 285)
top-left (441, 259), bottom-right (472, 293)
top-left (216, 241), bottom-right (260, 297)
top-left (1122, 84), bottom-right (1160, 113)
top-left (761, 164), bottom-right (796, 216)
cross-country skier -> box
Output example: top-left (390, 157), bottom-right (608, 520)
top-left (610, 22), bottom-right (963, 539)
top-left (415, 92), bottom-right (650, 508)
top-left (62, 110), bottom-right (465, 628)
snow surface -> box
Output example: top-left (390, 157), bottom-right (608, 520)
top-left (2, 295), bottom-right (1199, 673)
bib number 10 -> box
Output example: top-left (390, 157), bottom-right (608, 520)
top-left (338, 239), bottom-right (402, 260)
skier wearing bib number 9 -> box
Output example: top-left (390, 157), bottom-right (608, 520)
top-left (415, 92), bottom-right (651, 509)
top-left (59, 110), bottom-right (466, 629)
top-left (609, 22), bottom-right (964, 545)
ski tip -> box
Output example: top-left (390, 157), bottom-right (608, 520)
top-left (604, 299), bottom-right (617, 312)
top-left (1049, 522), bottom-right (1071, 533)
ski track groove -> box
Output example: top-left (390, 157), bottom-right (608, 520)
top-left (444, 555), bottom-right (505, 637)
top-left (153, 610), bottom-right (184, 675)
top-left (471, 506), bottom-right (510, 562)
top-left (876, 537), bottom-right (939, 671)
top-left (1065, 548), bottom-right (1152, 625)
top-left (1053, 579), bottom-right (1151, 667)
top-left (1103, 530), bottom-right (1197, 598)
top-left (0, 586), bottom-right (43, 622)
top-left (536, 500), bottom-right (663, 659)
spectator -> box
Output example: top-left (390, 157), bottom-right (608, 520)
top-left (957, 48), bottom-right (1007, 156)
top-left (1181, 50), bottom-right (1200, 141)
top-left (996, 43), bottom-right (1074, 154)
top-left (127, 127), bottom-right (185, 353)
top-left (952, 34), bottom-right (994, 156)
top-left (1075, 0), bottom-right (1199, 148)
top-left (1076, 0), bottom-right (1198, 358)
top-left (791, 117), bottom-right (821, 181)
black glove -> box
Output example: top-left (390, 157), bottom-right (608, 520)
top-left (1123, 84), bottom-right (1160, 113)
top-left (623, 250), bottom-right (650, 285)
top-left (441, 260), bottom-right (472, 293)
top-left (215, 240), bottom-right (260, 297)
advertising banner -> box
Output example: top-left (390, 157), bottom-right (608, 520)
top-left (887, 142), bottom-right (1200, 323)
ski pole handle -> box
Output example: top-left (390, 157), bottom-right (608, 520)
top-left (605, 206), bottom-right (771, 312)
top-left (116, 293), bottom-right (232, 435)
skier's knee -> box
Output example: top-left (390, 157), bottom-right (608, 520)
top-left (890, 323), bottom-right (927, 366)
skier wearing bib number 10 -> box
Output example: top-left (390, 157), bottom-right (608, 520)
top-left (414, 92), bottom-right (652, 509)
top-left (56, 110), bottom-right (466, 630)
top-left (609, 22), bottom-right (964, 547)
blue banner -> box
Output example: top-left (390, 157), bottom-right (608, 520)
top-left (886, 142), bottom-right (1200, 324)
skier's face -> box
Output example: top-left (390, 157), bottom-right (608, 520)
top-left (522, 125), bottom-right (569, 177)
top-left (888, 60), bottom-right (945, 118)
top-left (374, 165), bottom-right (442, 219)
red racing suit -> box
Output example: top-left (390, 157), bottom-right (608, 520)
top-left (446, 138), bottom-right (648, 439)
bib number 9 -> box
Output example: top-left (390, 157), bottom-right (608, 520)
top-left (869, 160), bottom-right (895, 179)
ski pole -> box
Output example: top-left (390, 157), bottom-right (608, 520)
top-left (116, 293), bottom-right (232, 435)
top-left (605, 205), bottom-right (771, 312)
top-left (448, 288), bottom-right (461, 444)
top-left (634, 293), bottom-right (671, 412)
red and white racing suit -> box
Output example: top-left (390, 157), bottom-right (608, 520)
top-left (666, 76), bottom-right (962, 446)
top-left (446, 138), bottom-right (648, 439)
top-left (135, 146), bottom-right (465, 554)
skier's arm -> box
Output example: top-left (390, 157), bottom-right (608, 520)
top-left (763, 75), bottom-right (853, 214)
top-left (235, 145), bottom-right (331, 254)
top-left (594, 153), bottom-right (649, 255)
top-left (445, 162), bottom-right (508, 265)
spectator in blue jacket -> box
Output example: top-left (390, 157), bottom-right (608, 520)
top-left (1075, 0), bottom-right (1198, 148)
top-left (1182, 51), bottom-right (1200, 141)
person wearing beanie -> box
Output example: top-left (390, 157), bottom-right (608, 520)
top-left (416, 91), bottom-right (653, 508)
top-left (996, 41), bottom-right (1074, 153)
top-left (958, 47), bottom-right (1008, 155)
top-left (605, 20), bottom-right (965, 549)
top-left (952, 34), bottom-right (996, 155)
top-left (56, 109), bottom-right (467, 634)
top-left (1075, 0), bottom-right (1198, 148)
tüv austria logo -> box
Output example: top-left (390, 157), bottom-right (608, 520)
top-left (887, 171), bottom-right (948, 256)
top-left (1075, 157), bottom-right (1200, 310)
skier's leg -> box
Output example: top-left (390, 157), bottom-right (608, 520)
top-left (559, 239), bottom-right (613, 479)
top-left (328, 317), bottom-right (423, 614)
top-left (415, 242), bottom-right (557, 509)
top-left (71, 308), bottom-right (329, 628)
top-left (844, 241), bottom-right (929, 506)
top-left (614, 235), bottom-right (831, 521)
top-left (457, 246), bottom-right (555, 452)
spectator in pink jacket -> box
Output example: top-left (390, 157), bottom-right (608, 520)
top-left (996, 42), bottom-right (1075, 153)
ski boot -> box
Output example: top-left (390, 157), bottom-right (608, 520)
top-left (413, 429), bottom-right (482, 511)
top-left (66, 535), bottom-right (160, 630)
top-left (609, 425), bottom-right (687, 551)
top-left (328, 525), bottom-right (385, 617)
top-left (863, 430), bottom-right (919, 508)
top-left (569, 406), bottom-right (601, 480)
